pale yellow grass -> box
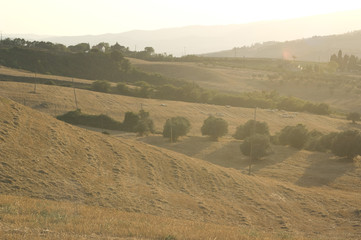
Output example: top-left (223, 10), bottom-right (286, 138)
top-left (0, 97), bottom-right (361, 239)
top-left (140, 136), bottom-right (361, 192)
top-left (0, 194), bottom-right (294, 240)
top-left (0, 65), bottom-right (93, 85)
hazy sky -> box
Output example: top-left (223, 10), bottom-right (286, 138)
top-left (2, 0), bottom-right (361, 36)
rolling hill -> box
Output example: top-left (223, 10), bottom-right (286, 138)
top-left (129, 58), bottom-right (361, 113)
top-left (0, 80), bottom-right (355, 136)
top-left (1, 96), bottom-right (361, 239)
top-left (204, 30), bottom-right (361, 62)
top-left (9, 9), bottom-right (361, 57)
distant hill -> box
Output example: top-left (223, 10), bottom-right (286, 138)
top-left (204, 30), bottom-right (361, 62)
top-left (8, 9), bottom-right (361, 57)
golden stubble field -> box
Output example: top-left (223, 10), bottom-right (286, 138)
top-left (1, 67), bottom-right (361, 239)
top-left (0, 94), bottom-right (361, 239)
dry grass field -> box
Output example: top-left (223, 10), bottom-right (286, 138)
top-left (1, 66), bottom-right (361, 239)
top-left (0, 81), bottom-right (357, 137)
top-left (130, 58), bottom-right (361, 112)
top-left (0, 96), bottom-right (361, 239)
top-left (0, 194), bottom-right (298, 240)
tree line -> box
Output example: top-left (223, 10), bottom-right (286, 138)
top-left (1, 37), bottom-right (331, 115)
top-left (330, 50), bottom-right (361, 72)
top-left (57, 108), bottom-right (361, 160)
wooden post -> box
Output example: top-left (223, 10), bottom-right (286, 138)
top-left (249, 107), bottom-right (257, 175)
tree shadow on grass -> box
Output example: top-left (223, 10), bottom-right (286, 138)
top-left (138, 135), bottom-right (217, 158)
top-left (295, 153), bottom-right (355, 188)
top-left (139, 136), bottom-right (304, 175)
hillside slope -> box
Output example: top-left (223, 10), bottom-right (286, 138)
top-left (0, 97), bottom-right (361, 239)
top-left (0, 81), bottom-right (355, 135)
top-left (129, 58), bottom-right (361, 112)
top-left (205, 30), bottom-right (361, 61)
top-left (35, 9), bottom-right (361, 56)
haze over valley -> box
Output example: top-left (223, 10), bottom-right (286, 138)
top-left (1, 1), bottom-right (361, 239)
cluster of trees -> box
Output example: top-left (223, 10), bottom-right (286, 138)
top-left (56, 109), bottom-right (154, 136)
top-left (56, 107), bottom-right (361, 159)
top-left (275, 125), bottom-right (361, 159)
top-left (233, 120), bottom-right (271, 159)
top-left (162, 115), bottom-right (228, 142)
top-left (330, 50), bottom-right (361, 72)
top-left (234, 119), bottom-right (361, 160)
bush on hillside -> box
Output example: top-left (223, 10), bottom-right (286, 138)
top-left (201, 116), bottom-right (228, 141)
top-left (163, 116), bottom-right (191, 142)
top-left (304, 130), bottom-right (325, 152)
top-left (233, 120), bottom-right (270, 140)
top-left (136, 110), bottom-right (155, 136)
top-left (240, 134), bottom-right (271, 160)
top-left (56, 109), bottom-right (122, 130)
top-left (347, 112), bottom-right (361, 124)
top-left (278, 124), bottom-right (309, 149)
top-left (122, 111), bottom-right (140, 132)
top-left (331, 130), bottom-right (361, 159)
top-left (91, 80), bottom-right (111, 93)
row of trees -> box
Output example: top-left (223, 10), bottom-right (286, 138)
top-left (330, 50), bottom-right (361, 72)
top-left (163, 115), bottom-right (228, 142)
top-left (166, 116), bottom-right (361, 159)
top-left (56, 107), bottom-right (360, 160)
top-left (234, 120), bottom-right (361, 160)
top-left (0, 37), bottom-right (172, 60)
top-left (57, 109), bottom-right (155, 136)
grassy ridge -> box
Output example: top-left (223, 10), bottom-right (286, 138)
top-left (0, 195), bottom-right (298, 240)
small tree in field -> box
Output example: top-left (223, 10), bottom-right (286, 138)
top-left (278, 124), bottom-right (309, 149)
top-left (91, 80), bottom-right (111, 93)
top-left (347, 112), bottom-right (361, 124)
top-left (240, 134), bottom-right (271, 160)
top-left (331, 130), bottom-right (361, 159)
top-left (163, 116), bottom-right (191, 142)
top-left (201, 116), bottom-right (228, 141)
top-left (122, 111), bottom-right (139, 132)
top-left (234, 119), bottom-right (269, 140)
top-left (136, 110), bottom-right (154, 136)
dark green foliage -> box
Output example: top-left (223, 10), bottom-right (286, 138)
top-left (91, 80), bottom-right (111, 93)
top-left (122, 112), bottom-right (140, 132)
top-left (319, 132), bottom-right (338, 150)
top-left (303, 102), bottom-right (330, 115)
top-left (278, 124), bottom-right (309, 149)
top-left (57, 109), bottom-right (154, 135)
top-left (331, 130), bottom-right (361, 159)
top-left (163, 117), bottom-right (191, 142)
top-left (56, 109), bottom-right (122, 130)
top-left (277, 97), bottom-right (304, 112)
top-left (330, 50), bottom-right (360, 71)
top-left (115, 82), bottom-right (131, 95)
top-left (240, 134), bottom-right (271, 160)
top-left (136, 110), bottom-right (155, 136)
top-left (68, 43), bottom-right (90, 53)
top-left (347, 112), bottom-right (361, 124)
top-left (201, 116), bottom-right (228, 141)
top-left (304, 130), bottom-right (326, 152)
top-left (233, 120), bottom-right (269, 140)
